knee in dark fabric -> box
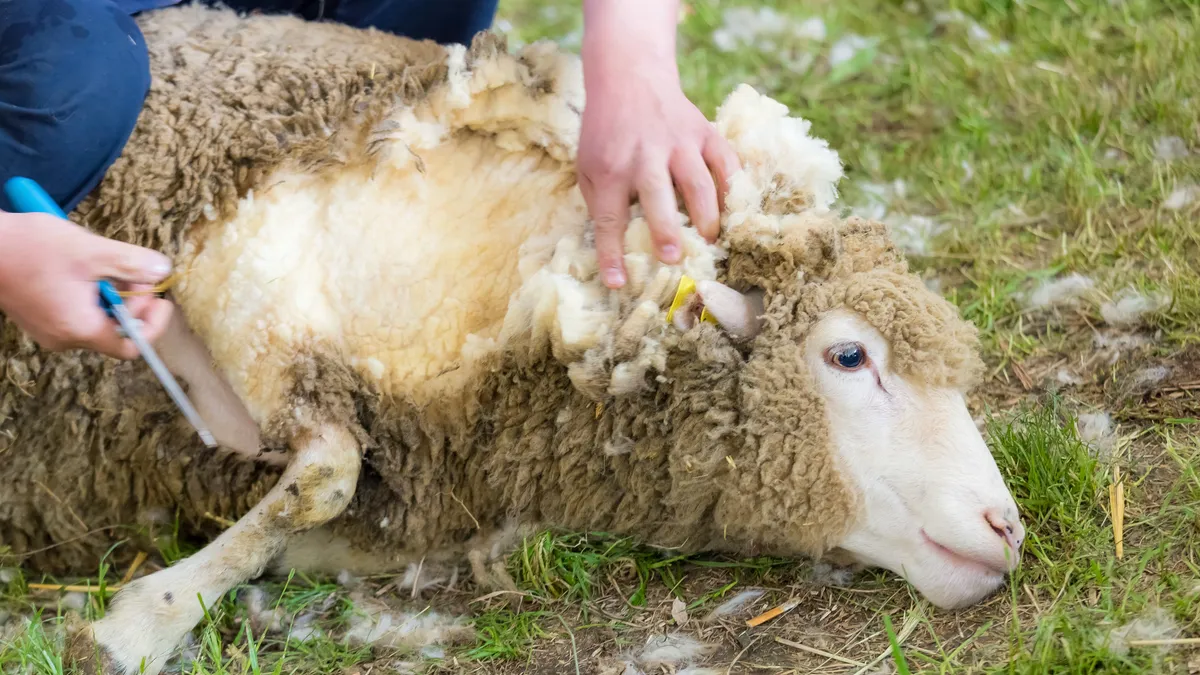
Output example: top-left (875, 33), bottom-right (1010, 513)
top-left (0, 0), bottom-right (151, 212)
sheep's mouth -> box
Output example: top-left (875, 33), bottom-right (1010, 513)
top-left (920, 529), bottom-right (1009, 577)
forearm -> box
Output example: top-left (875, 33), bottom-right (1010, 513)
top-left (582, 0), bottom-right (680, 84)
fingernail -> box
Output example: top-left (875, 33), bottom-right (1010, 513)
top-left (603, 267), bottom-right (625, 288)
top-left (149, 256), bottom-right (172, 278)
top-left (660, 244), bottom-right (681, 263)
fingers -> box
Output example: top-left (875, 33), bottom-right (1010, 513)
top-left (87, 235), bottom-right (173, 285)
top-left (701, 132), bottom-right (741, 216)
top-left (118, 285), bottom-right (174, 344)
top-left (119, 284), bottom-right (155, 317)
top-left (77, 312), bottom-right (142, 360)
top-left (636, 164), bottom-right (683, 265)
top-left (669, 149), bottom-right (720, 243)
top-left (71, 286), bottom-right (174, 360)
top-left (584, 174), bottom-right (634, 289)
top-left (78, 299), bottom-right (173, 360)
top-left (133, 296), bottom-right (175, 345)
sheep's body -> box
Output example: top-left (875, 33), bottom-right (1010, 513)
top-left (1, 4), bottom-right (862, 574)
top-left (0, 6), bottom-right (1017, 674)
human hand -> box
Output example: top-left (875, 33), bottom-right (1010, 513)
top-left (0, 211), bottom-right (174, 360)
top-left (577, 2), bottom-right (741, 289)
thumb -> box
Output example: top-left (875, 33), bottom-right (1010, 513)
top-left (86, 235), bottom-right (173, 285)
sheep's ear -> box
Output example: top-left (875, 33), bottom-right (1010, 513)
top-left (696, 280), bottom-right (765, 341)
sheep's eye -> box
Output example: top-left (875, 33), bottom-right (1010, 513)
top-left (828, 343), bottom-right (867, 371)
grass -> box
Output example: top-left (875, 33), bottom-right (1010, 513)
top-left (4, 0), bottom-right (1200, 672)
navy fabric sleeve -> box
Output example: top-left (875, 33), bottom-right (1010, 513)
top-left (213, 0), bottom-right (500, 46)
top-left (0, 0), bottom-right (152, 212)
top-left (333, 0), bottom-right (500, 45)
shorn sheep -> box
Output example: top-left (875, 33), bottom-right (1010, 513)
top-left (0, 5), bottom-right (1025, 673)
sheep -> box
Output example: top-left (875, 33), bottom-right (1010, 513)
top-left (0, 5), bottom-right (1026, 673)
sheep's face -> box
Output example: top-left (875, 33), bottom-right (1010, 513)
top-left (678, 81), bottom-right (1023, 608)
top-left (689, 264), bottom-right (1023, 610)
top-left (800, 308), bottom-right (1024, 609)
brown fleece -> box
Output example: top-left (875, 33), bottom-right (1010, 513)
top-left (1, 6), bottom-right (985, 579)
top-left (0, 323), bottom-right (278, 573)
top-left (71, 5), bottom-right (450, 256)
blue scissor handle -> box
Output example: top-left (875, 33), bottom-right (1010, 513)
top-left (3, 177), bottom-right (123, 319)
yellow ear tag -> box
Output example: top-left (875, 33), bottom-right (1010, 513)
top-left (666, 274), bottom-right (716, 326)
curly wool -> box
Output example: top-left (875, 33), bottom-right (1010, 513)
top-left (1, 6), bottom-right (984, 576)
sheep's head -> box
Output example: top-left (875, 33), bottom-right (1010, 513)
top-left (493, 64), bottom-right (1023, 608)
top-left (664, 86), bottom-right (1024, 610)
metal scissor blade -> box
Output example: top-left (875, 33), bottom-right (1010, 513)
top-left (110, 304), bottom-right (218, 448)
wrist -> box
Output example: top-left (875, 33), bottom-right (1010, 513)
top-left (582, 0), bottom-right (680, 86)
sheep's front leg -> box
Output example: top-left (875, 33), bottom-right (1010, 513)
top-left (66, 425), bottom-right (360, 675)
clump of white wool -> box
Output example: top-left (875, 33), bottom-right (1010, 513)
top-left (852, 179), bottom-right (907, 221)
top-left (1154, 136), bottom-right (1189, 161)
top-left (703, 588), bottom-right (766, 621)
top-left (1055, 369), bottom-right (1084, 386)
top-left (1163, 184), bottom-right (1198, 211)
top-left (886, 214), bottom-right (945, 256)
top-left (603, 633), bottom-right (720, 673)
top-left (342, 594), bottom-right (472, 649)
top-left (59, 592), bottom-right (88, 611)
top-left (336, 569), bottom-right (362, 589)
top-left (1075, 412), bottom-right (1116, 457)
top-left (611, 666), bottom-right (721, 675)
top-left (811, 561), bottom-right (857, 587)
top-left (712, 6), bottom-right (826, 53)
top-left (829, 34), bottom-right (877, 68)
top-left (286, 612), bottom-right (324, 643)
top-left (715, 84), bottom-right (844, 223)
top-left (238, 586), bottom-right (286, 634)
top-left (1096, 607), bottom-right (1180, 657)
top-left (1129, 366), bottom-right (1171, 390)
top-left (638, 633), bottom-right (715, 669)
top-left (377, 660), bottom-right (423, 675)
top-left (934, 9), bottom-right (1011, 53)
top-left (1023, 273), bottom-right (1095, 310)
top-left (1100, 288), bottom-right (1171, 327)
top-left (1093, 330), bottom-right (1153, 357)
top-left (847, 179), bottom-right (945, 256)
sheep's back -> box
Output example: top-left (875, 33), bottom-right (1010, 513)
top-left (71, 3), bottom-right (451, 256)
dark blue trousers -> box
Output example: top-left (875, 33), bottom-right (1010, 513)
top-left (0, 0), bottom-right (499, 213)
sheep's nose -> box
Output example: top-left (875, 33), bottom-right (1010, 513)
top-left (984, 508), bottom-right (1025, 558)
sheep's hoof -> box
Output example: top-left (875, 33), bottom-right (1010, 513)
top-left (63, 615), bottom-right (117, 675)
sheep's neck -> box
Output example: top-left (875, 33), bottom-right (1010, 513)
top-left (474, 338), bottom-right (745, 550)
